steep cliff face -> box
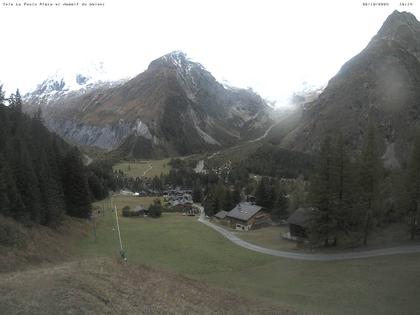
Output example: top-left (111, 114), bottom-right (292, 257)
top-left (26, 51), bottom-right (273, 158)
top-left (278, 11), bottom-right (420, 166)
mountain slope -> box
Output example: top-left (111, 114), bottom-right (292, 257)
top-left (26, 52), bottom-right (273, 158)
top-left (277, 11), bottom-right (420, 166)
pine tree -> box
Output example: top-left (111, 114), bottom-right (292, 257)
top-left (332, 133), bottom-right (361, 241)
top-left (0, 85), bottom-right (5, 106)
top-left (192, 184), bottom-right (202, 203)
top-left (9, 89), bottom-right (22, 112)
top-left (308, 136), bottom-right (339, 246)
top-left (359, 122), bottom-right (383, 245)
top-left (405, 134), bottom-right (420, 240)
top-left (232, 187), bottom-right (242, 205)
top-left (272, 189), bottom-right (288, 220)
top-left (255, 177), bottom-right (273, 208)
top-left (0, 155), bottom-right (11, 216)
top-left (63, 149), bottom-right (92, 218)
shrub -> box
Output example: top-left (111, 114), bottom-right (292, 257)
top-left (148, 199), bottom-right (162, 218)
top-left (0, 216), bottom-right (29, 248)
top-left (122, 206), bottom-right (131, 217)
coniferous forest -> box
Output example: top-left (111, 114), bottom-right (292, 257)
top-left (0, 86), bottom-right (95, 227)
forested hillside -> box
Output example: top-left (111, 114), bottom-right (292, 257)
top-left (239, 144), bottom-right (316, 179)
top-left (0, 86), bottom-right (92, 227)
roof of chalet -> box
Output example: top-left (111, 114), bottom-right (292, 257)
top-left (287, 207), bottom-right (315, 227)
top-left (214, 210), bottom-right (228, 219)
top-left (226, 202), bottom-right (263, 222)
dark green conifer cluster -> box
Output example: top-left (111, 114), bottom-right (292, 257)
top-left (0, 86), bottom-right (92, 226)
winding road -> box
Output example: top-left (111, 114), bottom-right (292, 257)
top-left (196, 205), bottom-right (420, 261)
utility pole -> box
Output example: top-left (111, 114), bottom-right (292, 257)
top-left (114, 204), bottom-right (127, 261)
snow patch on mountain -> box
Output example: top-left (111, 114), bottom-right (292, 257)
top-left (24, 62), bottom-right (128, 106)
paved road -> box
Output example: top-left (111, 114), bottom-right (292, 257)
top-left (195, 205), bottom-right (420, 261)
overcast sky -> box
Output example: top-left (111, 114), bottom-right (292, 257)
top-left (0, 0), bottom-right (419, 107)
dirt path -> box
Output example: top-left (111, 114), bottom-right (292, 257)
top-left (207, 151), bottom-right (220, 160)
top-left (143, 164), bottom-right (152, 176)
top-left (195, 205), bottom-right (420, 261)
top-left (249, 122), bottom-right (278, 143)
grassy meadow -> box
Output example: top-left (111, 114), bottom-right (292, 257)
top-left (113, 159), bottom-right (171, 178)
top-left (78, 196), bottom-right (420, 315)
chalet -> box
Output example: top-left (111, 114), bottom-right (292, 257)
top-left (225, 202), bottom-right (269, 231)
top-left (285, 207), bottom-right (314, 240)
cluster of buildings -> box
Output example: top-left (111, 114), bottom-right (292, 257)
top-left (163, 188), bottom-right (195, 213)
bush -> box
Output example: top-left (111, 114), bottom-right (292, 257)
top-left (148, 199), bottom-right (162, 218)
top-left (0, 216), bottom-right (29, 248)
top-left (122, 206), bottom-right (131, 217)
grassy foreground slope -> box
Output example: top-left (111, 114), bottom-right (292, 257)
top-left (77, 196), bottom-right (420, 315)
top-left (0, 258), bottom-right (293, 315)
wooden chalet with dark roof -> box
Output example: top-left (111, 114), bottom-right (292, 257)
top-left (225, 202), bottom-right (269, 231)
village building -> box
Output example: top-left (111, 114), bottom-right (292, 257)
top-left (168, 200), bottom-right (193, 212)
top-left (214, 210), bottom-right (228, 220)
top-left (285, 207), bottom-right (314, 240)
top-left (225, 202), bottom-right (269, 231)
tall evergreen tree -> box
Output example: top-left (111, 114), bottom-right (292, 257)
top-left (405, 134), bottom-right (420, 240)
top-left (359, 122), bottom-right (383, 245)
top-left (272, 189), bottom-right (289, 220)
top-left (0, 85), bottom-right (5, 106)
top-left (192, 183), bottom-right (202, 203)
top-left (63, 149), bottom-right (92, 218)
top-left (255, 177), bottom-right (275, 209)
top-left (9, 89), bottom-right (22, 112)
top-left (308, 136), bottom-right (339, 246)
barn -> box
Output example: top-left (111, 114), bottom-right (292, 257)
top-left (286, 207), bottom-right (314, 239)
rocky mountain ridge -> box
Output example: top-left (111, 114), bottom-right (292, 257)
top-left (25, 51), bottom-right (273, 158)
top-left (277, 10), bottom-right (420, 167)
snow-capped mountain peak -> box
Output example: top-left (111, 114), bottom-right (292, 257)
top-left (24, 62), bottom-right (128, 106)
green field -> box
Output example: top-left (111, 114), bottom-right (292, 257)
top-left (113, 159), bottom-right (171, 178)
top-left (97, 195), bottom-right (161, 211)
top-left (79, 196), bottom-right (420, 315)
top-left (233, 223), bottom-right (416, 252)
top-left (232, 225), bottom-right (300, 251)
